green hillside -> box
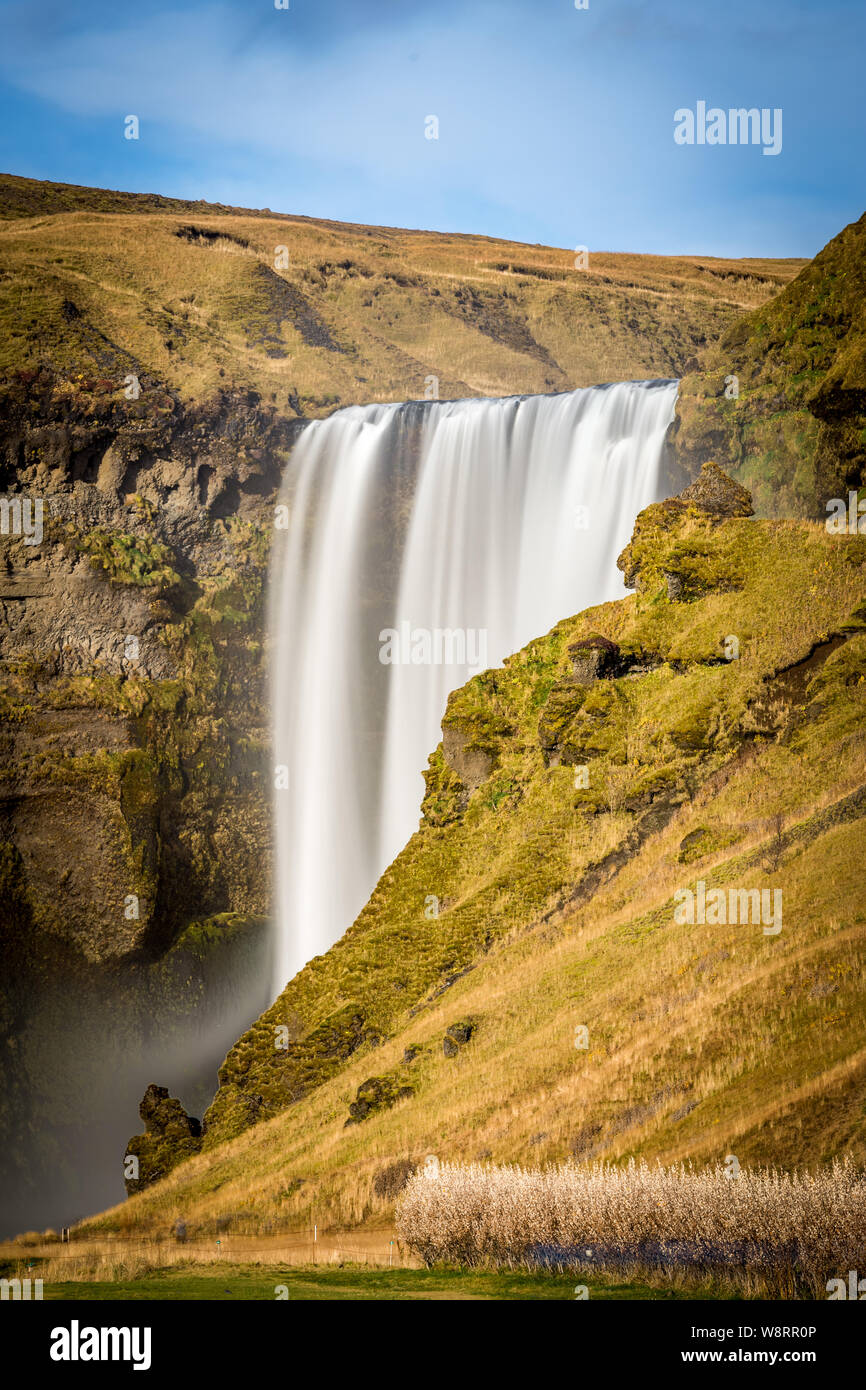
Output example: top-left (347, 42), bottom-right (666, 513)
top-left (99, 466), bottom-right (866, 1237)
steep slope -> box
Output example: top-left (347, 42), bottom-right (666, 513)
top-left (99, 466), bottom-right (866, 1235)
top-left (0, 173), bottom-right (803, 413)
top-left (669, 211), bottom-right (866, 516)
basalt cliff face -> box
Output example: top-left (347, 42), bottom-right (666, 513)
top-left (0, 369), bottom-right (296, 1232)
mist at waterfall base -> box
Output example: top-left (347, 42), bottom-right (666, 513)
top-left (0, 945), bottom-right (272, 1238)
top-left (269, 380), bottom-right (678, 991)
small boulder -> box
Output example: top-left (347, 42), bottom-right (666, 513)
top-left (567, 634), bottom-right (621, 684)
top-left (347, 1076), bottom-right (388, 1122)
top-left (679, 462), bottom-right (754, 519)
top-left (345, 1074), bottom-right (413, 1125)
top-left (446, 1021), bottom-right (476, 1046)
top-left (443, 1019), bottom-right (477, 1056)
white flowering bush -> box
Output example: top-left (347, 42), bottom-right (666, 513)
top-left (396, 1158), bottom-right (866, 1296)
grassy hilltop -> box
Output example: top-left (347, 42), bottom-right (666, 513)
top-left (0, 172), bottom-right (803, 413)
top-left (97, 465), bottom-right (866, 1238)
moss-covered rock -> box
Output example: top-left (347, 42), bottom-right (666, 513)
top-left (669, 212), bottom-right (866, 516)
top-left (346, 1074), bottom-right (414, 1125)
top-left (124, 1085), bottom-right (203, 1194)
top-left (617, 463), bottom-right (753, 599)
top-left (567, 633), bottom-right (621, 683)
top-left (421, 745), bottom-right (469, 826)
top-left (443, 1018), bottom-right (477, 1056)
top-left (440, 673), bottom-right (513, 790)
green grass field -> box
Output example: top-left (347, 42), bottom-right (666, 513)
top-left (39, 1263), bottom-right (737, 1301)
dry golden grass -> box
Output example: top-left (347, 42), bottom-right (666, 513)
top-left (0, 196), bottom-right (805, 413)
top-left (0, 1229), bottom-right (417, 1282)
top-left (396, 1158), bottom-right (866, 1297)
top-left (82, 800), bottom-right (866, 1242)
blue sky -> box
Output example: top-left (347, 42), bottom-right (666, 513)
top-left (0, 0), bottom-right (863, 257)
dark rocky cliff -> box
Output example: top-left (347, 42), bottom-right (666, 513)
top-left (0, 368), bottom-right (302, 1233)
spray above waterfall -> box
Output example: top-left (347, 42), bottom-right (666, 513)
top-left (269, 381), bottom-right (678, 992)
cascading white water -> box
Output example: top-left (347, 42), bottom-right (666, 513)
top-left (269, 380), bottom-right (678, 992)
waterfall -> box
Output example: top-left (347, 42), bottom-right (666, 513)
top-left (269, 380), bottom-right (678, 991)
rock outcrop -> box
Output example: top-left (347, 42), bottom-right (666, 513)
top-left (617, 462), bottom-right (753, 598)
top-left (567, 634), bottom-right (621, 684)
top-left (124, 1085), bottom-right (203, 1195)
top-left (442, 1019), bottom-right (476, 1057)
top-left (346, 1075), bottom-right (414, 1126)
top-left (667, 211), bottom-right (866, 516)
top-left (678, 462), bottom-right (755, 519)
